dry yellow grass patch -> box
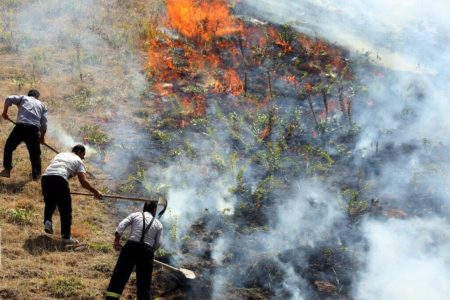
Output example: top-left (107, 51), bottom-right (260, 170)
top-left (0, 121), bottom-right (135, 299)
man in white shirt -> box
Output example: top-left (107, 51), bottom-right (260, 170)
top-left (106, 201), bottom-right (163, 300)
top-left (0, 89), bottom-right (48, 180)
top-left (41, 144), bottom-right (102, 244)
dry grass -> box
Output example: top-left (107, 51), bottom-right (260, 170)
top-left (0, 112), bottom-right (176, 297)
top-left (0, 1), bottom-right (177, 299)
top-left (0, 116), bottom-right (136, 299)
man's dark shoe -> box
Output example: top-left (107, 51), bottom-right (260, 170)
top-left (44, 220), bottom-right (53, 234)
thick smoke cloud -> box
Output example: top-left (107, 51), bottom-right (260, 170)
top-left (357, 218), bottom-right (450, 300)
top-left (239, 0), bottom-right (450, 298)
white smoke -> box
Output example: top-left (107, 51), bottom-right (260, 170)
top-left (356, 218), bottom-right (450, 300)
top-left (12, 0), bottom-right (147, 175)
top-left (47, 121), bottom-right (97, 155)
top-left (210, 178), bottom-right (345, 298)
top-left (9, 0), bottom-right (450, 298)
top-left (159, 130), bottom-right (239, 250)
top-left (239, 0), bottom-right (450, 298)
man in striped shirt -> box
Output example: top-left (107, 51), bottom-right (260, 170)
top-left (0, 89), bottom-right (48, 180)
top-left (106, 201), bottom-right (163, 300)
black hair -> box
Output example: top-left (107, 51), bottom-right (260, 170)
top-left (143, 200), bottom-right (158, 213)
top-left (28, 89), bottom-right (40, 98)
top-left (72, 144), bottom-right (86, 154)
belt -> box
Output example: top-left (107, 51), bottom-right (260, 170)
top-left (127, 240), bottom-right (154, 249)
top-left (16, 122), bottom-right (39, 130)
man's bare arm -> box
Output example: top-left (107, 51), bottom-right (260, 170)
top-left (2, 100), bottom-right (10, 120)
top-left (77, 172), bottom-right (102, 199)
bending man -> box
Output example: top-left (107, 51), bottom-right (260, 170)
top-left (42, 144), bottom-right (102, 244)
top-left (0, 89), bottom-right (48, 180)
top-left (106, 201), bottom-right (163, 300)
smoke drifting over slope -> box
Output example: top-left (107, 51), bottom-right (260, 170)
top-left (7, 0), bottom-right (450, 298)
top-left (239, 0), bottom-right (450, 299)
top-left (11, 0), bottom-right (147, 173)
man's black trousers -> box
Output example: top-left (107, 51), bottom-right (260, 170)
top-left (41, 175), bottom-right (72, 239)
top-left (3, 123), bottom-right (41, 180)
top-left (106, 241), bottom-right (154, 300)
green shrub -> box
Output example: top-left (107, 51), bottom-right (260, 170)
top-left (79, 125), bottom-right (110, 147)
top-left (88, 242), bottom-right (112, 253)
top-left (5, 208), bottom-right (34, 225)
top-left (47, 277), bottom-right (83, 298)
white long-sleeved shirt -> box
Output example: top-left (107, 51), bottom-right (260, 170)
top-left (6, 95), bottom-right (48, 130)
top-left (116, 212), bottom-right (163, 249)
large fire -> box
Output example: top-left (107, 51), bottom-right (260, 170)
top-left (146, 0), bottom-right (350, 125)
top-left (147, 0), bottom-right (245, 119)
top-left (166, 0), bottom-right (242, 43)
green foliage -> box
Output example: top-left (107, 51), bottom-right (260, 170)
top-left (182, 85), bottom-right (207, 94)
top-left (306, 161), bottom-right (333, 175)
top-left (277, 24), bottom-right (296, 46)
top-left (254, 142), bottom-right (284, 173)
top-left (88, 242), bottom-right (112, 253)
top-left (190, 117), bottom-right (209, 131)
top-left (230, 168), bottom-right (249, 195)
top-left (66, 87), bottom-right (110, 111)
top-left (30, 47), bottom-right (51, 75)
top-left (3, 208), bottom-right (35, 225)
top-left (122, 164), bottom-right (149, 192)
top-left (0, 11), bottom-right (15, 51)
top-left (79, 125), bottom-right (110, 147)
top-left (93, 262), bottom-right (112, 274)
top-left (168, 210), bottom-right (178, 242)
top-left (212, 153), bottom-right (226, 171)
top-left (303, 145), bottom-right (335, 164)
top-left (250, 112), bottom-right (270, 139)
top-left (151, 129), bottom-right (172, 143)
top-left (9, 74), bottom-right (40, 91)
top-left (47, 277), bottom-right (84, 298)
top-left (252, 175), bottom-right (283, 203)
top-left (169, 148), bottom-right (183, 158)
top-left (342, 188), bottom-right (370, 217)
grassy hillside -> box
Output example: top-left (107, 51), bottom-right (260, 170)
top-left (2, 0), bottom-right (433, 299)
top-left (0, 1), bottom-right (172, 299)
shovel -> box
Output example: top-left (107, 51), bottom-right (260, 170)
top-left (71, 192), bottom-right (168, 218)
top-left (6, 118), bottom-right (97, 178)
top-left (6, 118), bottom-right (59, 153)
top-left (154, 259), bottom-right (196, 279)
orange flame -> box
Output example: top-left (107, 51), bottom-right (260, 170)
top-left (167, 0), bottom-right (242, 42)
top-left (283, 75), bottom-right (297, 85)
top-left (181, 95), bottom-right (206, 117)
top-left (224, 69), bottom-right (243, 95)
top-left (268, 27), bottom-right (293, 53)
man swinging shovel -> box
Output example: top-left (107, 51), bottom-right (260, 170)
top-left (106, 200), bottom-right (163, 300)
top-left (0, 89), bottom-right (47, 180)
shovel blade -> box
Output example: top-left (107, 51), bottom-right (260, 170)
top-left (179, 267), bottom-right (196, 279)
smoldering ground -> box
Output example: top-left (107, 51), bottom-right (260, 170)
top-left (6, 0), bottom-right (450, 299)
top-left (236, 0), bottom-right (450, 299)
